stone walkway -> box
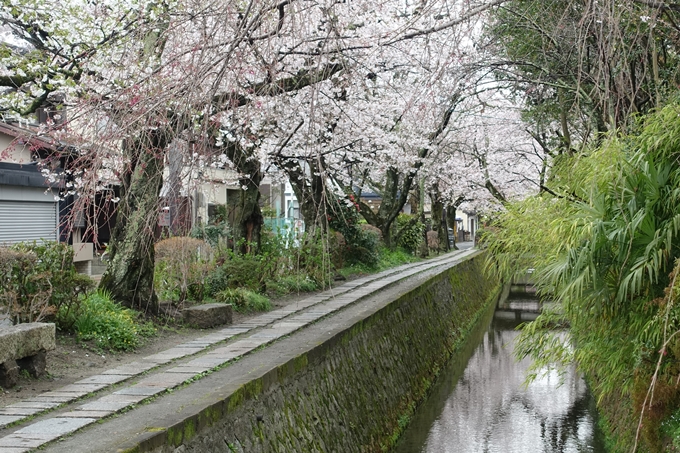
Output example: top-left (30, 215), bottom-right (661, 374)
top-left (0, 249), bottom-right (476, 452)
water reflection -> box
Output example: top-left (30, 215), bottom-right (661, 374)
top-left (394, 299), bottom-right (606, 453)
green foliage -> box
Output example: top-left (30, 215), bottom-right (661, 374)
top-left (485, 97), bottom-right (680, 451)
top-left (0, 241), bottom-right (94, 326)
top-left (204, 265), bottom-right (231, 297)
top-left (154, 237), bottom-right (213, 302)
top-left (395, 214), bottom-right (424, 254)
top-left (267, 275), bottom-right (319, 295)
top-left (190, 223), bottom-right (230, 249)
top-left (67, 289), bottom-right (156, 351)
top-left (199, 225), bottom-right (330, 301)
top-left (190, 205), bottom-right (231, 249)
top-left (661, 407), bottom-right (680, 451)
top-left (344, 227), bottom-right (380, 267)
top-left (215, 288), bottom-right (272, 313)
top-left (338, 245), bottom-right (419, 278)
top-left (328, 191), bottom-right (380, 266)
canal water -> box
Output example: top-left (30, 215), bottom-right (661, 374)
top-left (393, 295), bottom-right (607, 453)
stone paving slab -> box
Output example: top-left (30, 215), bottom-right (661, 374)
top-left (0, 419), bottom-right (93, 448)
top-left (3, 402), bottom-right (60, 410)
top-left (0, 435), bottom-right (48, 448)
top-left (135, 372), bottom-right (194, 388)
top-left (139, 356), bottom-right (173, 365)
top-left (36, 391), bottom-right (87, 399)
top-left (55, 383), bottom-right (108, 394)
top-left (165, 364), bottom-right (213, 374)
top-left (181, 357), bottom-right (227, 369)
top-left (76, 400), bottom-right (132, 413)
top-left (22, 396), bottom-right (71, 404)
top-left (204, 349), bottom-right (241, 362)
top-left (175, 341), bottom-right (216, 348)
top-left (14, 417), bottom-right (94, 436)
top-left (0, 408), bottom-right (41, 417)
top-left (140, 348), bottom-right (197, 363)
top-left (0, 415), bottom-right (22, 426)
top-left (0, 446), bottom-right (30, 453)
top-left (101, 361), bottom-right (157, 375)
top-left (112, 386), bottom-right (165, 397)
top-left (75, 374), bottom-right (129, 385)
top-left (99, 393), bottom-right (147, 404)
top-left (55, 410), bottom-right (112, 419)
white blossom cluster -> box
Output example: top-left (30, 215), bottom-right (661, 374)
top-left (1, 0), bottom-right (542, 217)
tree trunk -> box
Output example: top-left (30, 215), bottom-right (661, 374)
top-left (99, 130), bottom-right (168, 313)
top-left (166, 140), bottom-right (186, 236)
top-left (430, 186), bottom-right (452, 253)
top-left (446, 203), bottom-right (459, 250)
top-left (278, 157), bottom-right (328, 237)
top-left (232, 173), bottom-right (263, 254)
top-left (223, 142), bottom-right (264, 254)
top-left (354, 166), bottom-right (416, 247)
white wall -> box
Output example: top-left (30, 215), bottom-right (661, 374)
top-left (0, 132), bottom-right (31, 163)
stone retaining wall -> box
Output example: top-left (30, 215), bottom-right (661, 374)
top-left (143, 254), bottom-right (499, 453)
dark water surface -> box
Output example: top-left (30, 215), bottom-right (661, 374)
top-left (394, 297), bottom-right (606, 453)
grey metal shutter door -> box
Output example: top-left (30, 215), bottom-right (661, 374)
top-left (0, 200), bottom-right (58, 245)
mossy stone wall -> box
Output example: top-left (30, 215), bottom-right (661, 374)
top-left (148, 254), bottom-right (498, 453)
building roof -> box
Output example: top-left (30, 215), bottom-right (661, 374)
top-left (0, 120), bottom-right (71, 153)
top-left (0, 161), bottom-right (60, 188)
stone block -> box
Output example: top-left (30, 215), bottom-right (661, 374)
top-left (0, 360), bottom-right (19, 388)
top-left (0, 323), bottom-right (56, 364)
top-left (182, 303), bottom-right (232, 328)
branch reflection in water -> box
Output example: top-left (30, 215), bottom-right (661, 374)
top-left (394, 296), bottom-right (606, 453)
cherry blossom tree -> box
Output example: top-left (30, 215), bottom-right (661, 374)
top-left (0, 0), bottom-right (516, 309)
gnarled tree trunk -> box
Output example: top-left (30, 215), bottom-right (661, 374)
top-left (99, 129), bottom-right (168, 313)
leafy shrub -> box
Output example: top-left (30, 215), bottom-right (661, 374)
top-left (215, 288), bottom-right (272, 313)
top-left (344, 228), bottom-right (380, 267)
top-left (360, 224), bottom-right (382, 240)
top-left (154, 237), bottom-right (213, 302)
top-left (661, 407), bottom-right (680, 451)
top-left (69, 289), bottom-right (156, 351)
top-left (190, 223), bottom-right (230, 249)
top-left (396, 214), bottom-right (425, 253)
top-left (268, 274), bottom-right (319, 295)
top-left (378, 246), bottom-right (418, 268)
top-left (220, 253), bottom-right (267, 291)
top-left (327, 192), bottom-right (380, 267)
top-left (295, 231), bottom-right (331, 285)
top-left (0, 242), bottom-right (94, 326)
top-left (204, 265), bottom-right (230, 298)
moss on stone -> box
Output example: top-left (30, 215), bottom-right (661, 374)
top-left (245, 378), bottom-right (263, 399)
top-left (293, 353), bottom-right (308, 373)
top-left (166, 425), bottom-right (183, 447)
top-left (227, 387), bottom-right (245, 412)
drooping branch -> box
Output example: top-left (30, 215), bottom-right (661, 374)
top-left (388, 0), bottom-right (507, 43)
top-left (211, 63), bottom-right (344, 110)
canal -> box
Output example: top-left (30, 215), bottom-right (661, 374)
top-left (394, 294), bottom-right (607, 453)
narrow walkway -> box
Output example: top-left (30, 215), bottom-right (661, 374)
top-left (0, 248), bottom-right (477, 452)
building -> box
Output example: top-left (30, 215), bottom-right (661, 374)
top-left (0, 120), bottom-right (95, 270)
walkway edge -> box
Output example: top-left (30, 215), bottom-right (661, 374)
top-left (57, 250), bottom-right (494, 453)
